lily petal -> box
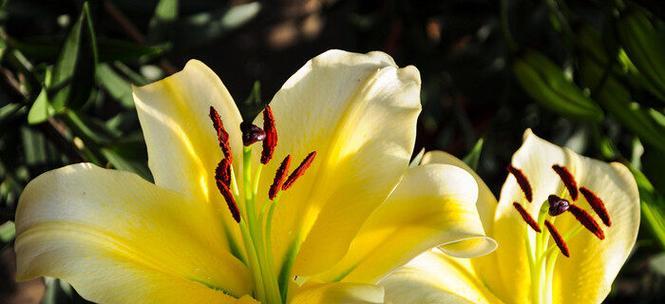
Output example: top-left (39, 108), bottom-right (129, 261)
top-left (550, 158), bottom-right (639, 303)
top-left (254, 50), bottom-right (422, 276)
top-left (421, 151), bottom-right (498, 234)
top-left (15, 163), bottom-right (252, 303)
top-left (485, 129), bottom-right (569, 302)
top-left (381, 249), bottom-right (504, 304)
top-left (133, 59), bottom-right (244, 205)
top-left (313, 163), bottom-right (495, 284)
top-left (290, 282), bottom-right (384, 304)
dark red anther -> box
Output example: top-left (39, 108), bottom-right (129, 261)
top-left (240, 121), bottom-right (266, 146)
top-left (552, 165), bottom-right (578, 201)
top-left (215, 175), bottom-right (241, 223)
top-left (215, 158), bottom-right (231, 187)
top-left (507, 165), bottom-right (533, 202)
top-left (580, 187), bottom-right (611, 227)
top-left (513, 202), bottom-right (541, 233)
top-left (545, 220), bottom-right (570, 257)
top-left (547, 194), bottom-right (570, 216)
top-left (568, 204), bottom-right (605, 240)
top-left (209, 106), bottom-right (233, 163)
top-left (269, 155), bottom-right (291, 200)
top-left (261, 106), bottom-right (278, 164)
top-left (282, 151), bottom-right (317, 191)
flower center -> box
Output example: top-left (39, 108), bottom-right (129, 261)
top-left (509, 164), bottom-right (612, 304)
top-left (209, 105), bottom-right (316, 303)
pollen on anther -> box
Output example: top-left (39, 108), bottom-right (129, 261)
top-left (513, 202), bottom-right (541, 233)
top-left (508, 165), bottom-right (533, 202)
top-left (209, 106), bottom-right (233, 163)
top-left (216, 158), bottom-right (231, 187)
top-left (545, 220), bottom-right (570, 257)
top-left (568, 204), bottom-right (605, 240)
top-left (579, 187), bottom-right (611, 227)
top-left (216, 177), bottom-right (241, 223)
top-left (282, 151), bottom-right (317, 191)
top-left (269, 155), bottom-right (291, 200)
top-left (261, 106), bottom-right (278, 164)
top-left (552, 165), bottom-right (578, 200)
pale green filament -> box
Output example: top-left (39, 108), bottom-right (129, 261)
top-left (526, 194), bottom-right (587, 304)
top-left (226, 146), bottom-right (282, 303)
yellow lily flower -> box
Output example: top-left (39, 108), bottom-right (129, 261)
top-left (14, 50), bottom-right (495, 303)
top-left (381, 130), bottom-right (640, 304)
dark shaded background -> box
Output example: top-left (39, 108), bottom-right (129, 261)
top-left (2, 0), bottom-right (665, 303)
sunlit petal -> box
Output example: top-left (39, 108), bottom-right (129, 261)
top-left (15, 163), bottom-right (252, 303)
top-left (133, 59), bottom-right (244, 203)
top-left (252, 50), bottom-right (422, 276)
top-left (314, 163), bottom-right (495, 284)
top-left (550, 159), bottom-right (639, 303)
top-left (421, 151), bottom-right (498, 234)
top-left (290, 282), bottom-right (384, 304)
top-left (382, 249), bottom-right (504, 304)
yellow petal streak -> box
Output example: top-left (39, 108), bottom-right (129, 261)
top-left (15, 163), bottom-right (252, 303)
top-left (133, 60), bottom-right (244, 247)
top-left (314, 163), bottom-right (495, 284)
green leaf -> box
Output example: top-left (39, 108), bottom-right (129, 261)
top-left (149, 0), bottom-right (179, 42)
top-left (63, 109), bottom-right (114, 145)
top-left (0, 103), bottom-right (25, 125)
top-left (152, 0), bottom-right (178, 24)
top-left (96, 63), bottom-right (134, 108)
top-left (97, 39), bottom-right (168, 62)
top-left (0, 35), bottom-right (6, 60)
top-left (157, 2), bottom-right (261, 49)
top-left (100, 142), bottom-right (150, 180)
top-left (513, 50), bottom-right (604, 122)
top-left (616, 5), bottom-right (665, 102)
top-left (642, 199), bottom-right (665, 249)
top-left (27, 87), bottom-right (53, 124)
top-left (49, 2), bottom-right (98, 111)
top-left (627, 164), bottom-right (665, 249)
top-left (0, 220), bottom-right (14, 243)
top-left (462, 138), bottom-right (484, 170)
top-left (579, 56), bottom-right (665, 153)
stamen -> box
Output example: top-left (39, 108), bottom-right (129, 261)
top-left (240, 121), bottom-right (266, 146)
top-left (547, 194), bottom-right (570, 216)
top-left (215, 175), bottom-right (241, 223)
top-left (215, 158), bottom-right (231, 187)
top-left (568, 204), bottom-right (605, 240)
top-left (552, 165), bottom-right (578, 200)
top-left (545, 220), bottom-right (570, 257)
top-left (209, 106), bottom-right (233, 163)
top-left (269, 155), bottom-right (291, 200)
top-left (261, 106), bottom-right (278, 164)
top-left (579, 187), bottom-right (611, 227)
top-left (282, 151), bottom-right (317, 191)
top-left (507, 165), bottom-right (533, 202)
top-left (513, 202), bottom-right (541, 232)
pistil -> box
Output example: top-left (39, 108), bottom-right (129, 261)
top-left (208, 105), bottom-right (317, 303)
